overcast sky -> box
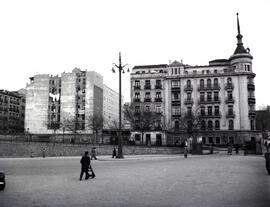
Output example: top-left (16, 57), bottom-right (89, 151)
top-left (0, 0), bottom-right (269, 107)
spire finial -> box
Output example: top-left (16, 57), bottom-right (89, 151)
top-left (237, 13), bottom-right (241, 35)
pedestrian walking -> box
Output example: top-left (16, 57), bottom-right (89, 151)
top-left (184, 141), bottom-right (188, 158)
top-left (80, 151), bottom-right (91, 180)
top-left (227, 143), bottom-right (232, 155)
top-left (91, 147), bottom-right (97, 160)
top-left (235, 143), bottom-right (239, 154)
top-left (42, 148), bottom-right (46, 158)
top-left (210, 142), bottom-right (214, 154)
top-left (112, 147), bottom-right (117, 158)
top-left (264, 151), bottom-right (270, 175)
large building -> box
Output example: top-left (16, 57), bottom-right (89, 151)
top-left (130, 14), bottom-right (257, 146)
top-left (0, 90), bottom-right (26, 133)
top-left (25, 68), bottom-right (122, 135)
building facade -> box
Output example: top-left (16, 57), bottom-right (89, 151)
top-left (0, 90), bottom-right (25, 133)
top-left (130, 15), bottom-right (257, 146)
top-left (25, 68), bottom-right (122, 135)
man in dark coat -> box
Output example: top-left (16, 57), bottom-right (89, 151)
top-left (80, 151), bottom-right (91, 180)
top-left (265, 152), bottom-right (270, 175)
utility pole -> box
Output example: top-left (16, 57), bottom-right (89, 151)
top-left (112, 52), bottom-right (129, 158)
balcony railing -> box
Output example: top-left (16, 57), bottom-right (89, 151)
top-left (155, 84), bottom-right (162, 89)
top-left (134, 85), bottom-right (141, 90)
top-left (172, 113), bottom-right (181, 118)
top-left (213, 84), bottom-right (221, 90)
top-left (198, 99), bottom-right (221, 105)
top-left (144, 85), bottom-right (151, 90)
top-left (133, 98), bottom-right (141, 103)
top-left (172, 99), bottom-right (181, 105)
top-left (144, 98), bottom-right (151, 102)
top-left (171, 85), bottom-right (180, 90)
top-left (155, 97), bottom-right (162, 102)
top-left (225, 97), bottom-right (235, 104)
top-left (200, 112), bottom-right (221, 118)
top-left (184, 99), bottom-right (194, 105)
top-left (225, 83), bottom-right (234, 90)
top-left (184, 85), bottom-right (193, 92)
top-left (248, 97), bottom-right (256, 104)
top-left (247, 82), bottom-right (255, 91)
top-left (248, 110), bottom-right (256, 117)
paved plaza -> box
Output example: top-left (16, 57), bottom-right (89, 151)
top-left (0, 153), bottom-right (269, 207)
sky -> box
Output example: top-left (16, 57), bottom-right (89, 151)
top-left (0, 0), bottom-right (269, 108)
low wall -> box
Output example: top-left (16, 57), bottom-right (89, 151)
top-left (0, 141), bottom-right (183, 158)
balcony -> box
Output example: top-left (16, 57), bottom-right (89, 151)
top-left (133, 98), bottom-right (141, 103)
top-left (144, 98), bottom-right (151, 102)
top-left (172, 99), bottom-right (181, 105)
top-left (144, 85), bottom-right (151, 90)
top-left (155, 97), bottom-right (162, 102)
top-left (213, 84), bottom-right (221, 90)
top-left (171, 85), bottom-right (180, 91)
top-left (134, 85), bottom-right (141, 90)
top-left (155, 84), bottom-right (162, 89)
top-left (248, 97), bottom-right (256, 104)
top-left (198, 85), bottom-right (206, 91)
top-left (248, 110), bottom-right (256, 117)
top-left (184, 85), bottom-right (193, 92)
top-left (225, 97), bottom-right (235, 104)
top-left (247, 82), bottom-right (255, 91)
top-left (172, 113), bottom-right (181, 118)
top-left (225, 83), bottom-right (234, 90)
top-left (184, 99), bottom-right (194, 105)
top-left (200, 112), bottom-right (221, 118)
top-left (226, 112), bottom-right (235, 119)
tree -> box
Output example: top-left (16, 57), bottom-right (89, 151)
top-left (124, 103), bottom-right (162, 145)
top-left (86, 114), bottom-right (104, 144)
top-left (178, 107), bottom-right (202, 142)
top-left (61, 117), bottom-right (80, 143)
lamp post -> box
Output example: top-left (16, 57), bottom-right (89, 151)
top-left (112, 52), bottom-right (129, 158)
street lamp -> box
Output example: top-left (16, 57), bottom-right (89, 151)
top-left (112, 52), bottom-right (129, 158)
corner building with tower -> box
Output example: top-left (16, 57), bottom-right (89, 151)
top-left (130, 15), bottom-right (258, 146)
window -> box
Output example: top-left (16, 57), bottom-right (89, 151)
top-left (172, 106), bottom-right (180, 115)
top-left (135, 80), bottom-right (140, 87)
top-left (145, 106), bottom-right (150, 112)
top-left (201, 120), bottom-right (206, 131)
top-left (156, 92), bottom-right (161, 98)
top-left (135, 134), bottom-right (141, 141)
top-left (214, 69), bottom-right (217, 74)
top-left (227, 77), bottom-right (232, 85)
top-left (145, 92), bottom-right (150, 99)
top-left (228, 91), bottom-right (233, 100)
top-left (214, 78), bottom-right (218, 87)
top-left (206, 70), bottom-right (210, 74)
top-left (208, 121), bottom-right (213, 130)
top-left (172, 92), bottom-right (179, 101)
top-left (207, 79), bottom-right (211, 88)
top-left (200, 106), bottom-right (205, 116)
top-left (208, 106), bottom-right (212, 115)
top-left (187, 93), bottom-right (191, 100)
top-left (135, 92), bottom-right (140, 99)
top-left (250, 120), bottom-right (255, 130)
top-left (207, 92), bottom-right (212, 101)
top-left (228, 105), bottom-right (233, 115)
top-left (202, 137), bottom-right (206, 144)
top-left (208, 137), bottom-right (213, 144)
top-left (193, 70), bottom-right (197, 74)
top-left (175, 121), bottom-right (179, 130)
top-left (174, 68), bottom-right (178, 74)
top-left (215, 120), bottom-right (220, 130)
top-left (200, 92), bottom-right (205, 101)
top-left (171, 69), bottom-right (174, 75)
top-left (214, 91), bottom-right (219, 101)
top-left (171, 80), bottom-right (180, 88)
top-left (135, 106), bottom-right (140, 113)
top-left (200, 79), bottom-right (204, 88)
top-left (187, 80), bottom-right (191, 87)
top-left (229, 120), bottom-right (234, 130)
top-left (214, 106), bottom-right (219, 115)
top-left (216, 137), bottom-right (220, 144)
top-left (156, 105), bottom-right (162, 113)
top-left (187, 107), bottom-right (192, 116)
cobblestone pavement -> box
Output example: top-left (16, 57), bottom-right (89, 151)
top-left (0, 153), bottom-right (269, 207)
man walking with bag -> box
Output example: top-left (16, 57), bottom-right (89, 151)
top-left (80, 151), bottom-right (94, 180)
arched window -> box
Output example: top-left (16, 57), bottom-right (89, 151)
top-left (208, 120), bottom-right (213, 130)
top-left (187, 80), bottom-right (191, 87)
top-left (200, 79), bottom-right (204, 88)
top-left (214, 78), bottom-right (218, 87)
top-left (215, 120), bottom-right (220, 130)
top-left (207, 79), bottom-right (211, 88)
top-left (229, 120), bottom-right (234, 130)
top-left (175, 121), bottom-right (179, 131)
top-left (201, 120), bottom-right (206, 131)
top-left (227, 77), bottom-right (232, 85)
